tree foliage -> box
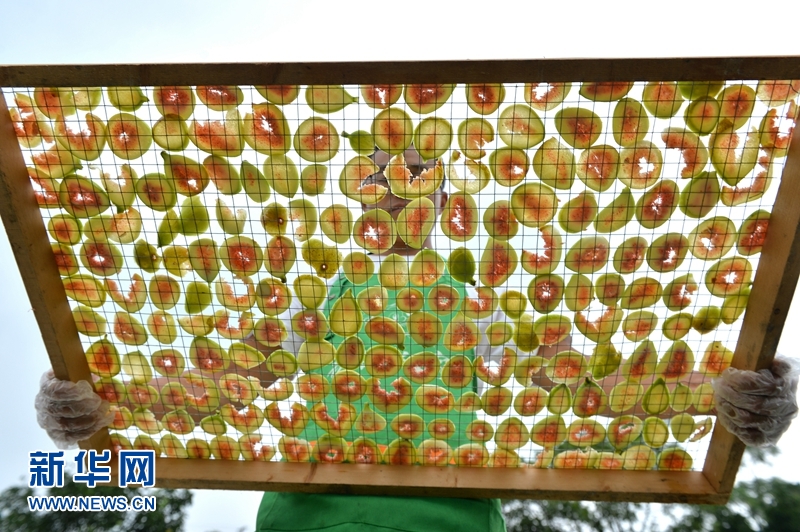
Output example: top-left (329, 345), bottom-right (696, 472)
top-left (0, 475), bottom-right (192, 532)
top-left (503, 449), bottom-right (799, 532)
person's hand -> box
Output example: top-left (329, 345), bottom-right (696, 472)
top-left (35, 370), bottom-right (114, 449)
top-left (712, 355), bottom-right (800, 447)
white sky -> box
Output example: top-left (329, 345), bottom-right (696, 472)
top-left (2, 2), bottom-right (800, 531)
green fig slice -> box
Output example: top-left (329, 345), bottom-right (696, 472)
top-left (558, 190), bottom-right (597, 233)
top-left (106, 113), bottom-right (151, 160)
top-left (567, 419), bottom-right (606, 448)
top-left (545, 352), bottom-right (587, 385)
top-left (662, 127), bottom-right (709, 179)
top-left (481, 386), bottom-right (512, 416)
top-left (705, 257), bottom-right (753, 297)
top-left (588, 342), bottom-right (622, 379)
top-left (54, 113), bottom-right (106, 161)
top-left (692, 306), bottom-right (722, 334)
top-left (520, 224), bottom-right (563, 276)
top-left (607, 415), bottom-right (643, 451)
top-left (718, 84), bottom-right (756, 130)
top-left (679, 171), bottom-right (720, 218)
top-left (466, 83), bottom-right (505, 114)
top-left (511, 183), bottom-right (558, 229)
top-left (641, 417), bottom-right (670, 448)
top-left (402, 352), bottom-right (439, 385)
top-left (524, 82), bottom-right (571, 111)
top-left (532, 137), bottom-right (575, 189)
top-left (59, 175), bottom-right (110, 219)
top-left (642, 81), bottom-right (684, 118)
top-left (152, 115), bottom-right (189, 151)
top-left (574, 305), bottom-right (623, 343)
top-left (64, 274), bottom-right (106, 308)
top-left (440, 192), bottom-right (478, 242)
top-left (488, 147), bottom-right (529, 187)
top-left (573, 378), bottom-right (607, 418)
top-left (446, 152), bottom-right (491, 193)
top-left (620, 340), bottom-right (658, 382)
top-left (390, 413), bottom-right (425, 440)
top-left (710, 120), bottom-right (760, 186)
top-left (495, 418), bottom-right (529, 451)
top-left (663, 313), bottom-right (694, 341)
top-left (635, 179), bottom-right (679, 229)
top-left (685, 96), bottom-right (721, 135)
top-left (594, 273), bottom-right (625, 306)
top-left (531, 415), bottom-right (567, 448)
top-left (305, 85), bottom-right (356, 113)
top-left (427, 418), bottom-right (457, 441)
top-left (620, 277), bottom-right (662, 310)
top-left (80, 240), bottom-right (123, 277)
top-left (658, 448), bottom-right (693, 471)
top-left (642, 378), bottom-right (671, 415)
top-left (408, 311), bottom-right (443, 347)
top-left (656, 341), bottom-right (695, 382)
top-left (457, 118), bottom-right (493, 159)
top-left (621, 445), bottom-right (657, 471)
top-left (152, 86), bottom-right (194, 119)
top-left (353, 208), bottom-right (396, 254)
top-left (371, 107), bottom-right (413, 155)
top-left (319, 204), bottom-right (353, 245)
top-left (443, 313), bottom-right (479, 352)
top-left (670, 383), bottom-right (694, 413)
top-left (618, 142), bottom-right (663, 190)
top-left (564, 274), bottom-right (592, 312)
top-left (415, 384), bottom-right (455, 414)
top-left (622, 310), bottom-right (658, 342)
top-left (689, 216), bottom-right (736, 261)
top-left (404, 84), bottom-right (454, 114)
top-left (593, 187), bottom-right (634, 233)
top-left (499, 291), bottom-right (527, 319)
top-left (513, 386), bottom-right (547, 416)
top-left (609, 382), bottom-right (643, 413)
top-left (646, 233), bottom-right (689, 273)
top-left (479, 238), bottom-right (518, 287)
top-left (528, 274), bottom-right (564, 314)
top-left (256, 84), bottom-right (300, 105)
top-left (329, 288), bottom-right (362, 337)
top-left (576, 144), bottom-right (619, 192)
top-left (396, 198), bottom-right (435, 248)
top-left (448, 247), bottom-right (477, 286)
top-left (293, 117), bottom-right (339, 162)
top-left (613, 236), bottom-right (647, 274)
top-left (554, 107), bottom-right (602, 149)
top-left (497, 104), bottom-right (545, 149)
top-left (85, 339), bottom-right (121, 378)
top-left (612, 98), bottom-right (649, 147)
top-left (188, 109), bottom-right (243, 157)
top-left (737, 209), bottom-right (770, 256)
top-left (377, 253), bottom-right (408, 290)
top-left (339, 155), bottom-right (384, 203)
top-left (161, 152), bottom-right (209, 197)
top-left (384, 152), bottom-right (444, 199)
top-left (440, 354), bottom-right (474, 388)
top-left (721, 288), bottom-right (750, 325)
top-left (564, 235), bottom-right (610, 274)
top-left (580, 81), bottom-right (633, 101)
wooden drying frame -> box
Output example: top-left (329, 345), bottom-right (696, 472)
top-left (2, 57), bottom-right (800, 503)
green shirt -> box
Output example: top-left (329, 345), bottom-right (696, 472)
top-left (297, 271), bottom-right (478, 448)
top-left (258, 270), bottom-right (507, 532)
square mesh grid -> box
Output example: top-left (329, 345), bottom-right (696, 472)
top-left (2, 77), bottom-right (797, 489)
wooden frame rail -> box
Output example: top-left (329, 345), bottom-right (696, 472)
top-left (2, 56), bottom-right (800, 502)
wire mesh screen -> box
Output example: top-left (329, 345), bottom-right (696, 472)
top-left (4, 80), bottom-right (797, 473)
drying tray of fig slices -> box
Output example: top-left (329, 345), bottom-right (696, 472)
top-left (1, 58), bottom-right (799, 503)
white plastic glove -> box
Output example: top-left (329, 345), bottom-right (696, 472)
top-left (712, 355), bottom-right (800, 447)
top-left (34, 370), bottom-right (114, 449)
